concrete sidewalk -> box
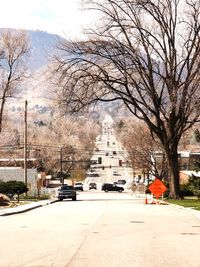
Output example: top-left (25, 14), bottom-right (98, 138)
top-left (0, 198), bottom-right (58, 216)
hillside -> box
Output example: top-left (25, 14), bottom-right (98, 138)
top-left (0, 28), bottom-right (124, 122)
top-left (27, 30), bottom-right (64, 71)
top-left (0, 28), bottom-right (64, 71)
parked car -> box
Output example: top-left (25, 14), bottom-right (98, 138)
top-left (58, 185), bottom-right (77, 201)
top-left (101, 183), bottom-right (124, 192)
top-left (89, 182), bottom-right (97, 190)
top-left (74, 182), bottom-right (84, 191)
top-left (113, 170), bottom-right (121, 176)
top-left (88, 169), bottom-right (97, 173)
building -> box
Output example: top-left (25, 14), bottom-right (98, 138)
top-left (179, 170), bottom-right (200, 184)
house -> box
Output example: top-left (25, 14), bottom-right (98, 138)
top-left (178, 151), bottom-right (200, 170)
top-left (179, 170), bottom-right (200, 184)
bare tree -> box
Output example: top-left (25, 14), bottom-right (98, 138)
top-left (52, 0), bottom-right (200, 198)
top-left (27, 114), bottom-right (100, 174)
top-left (117, 119), bottom-right (168, 181)
top-left (0, 29), bottom-right (30, 132)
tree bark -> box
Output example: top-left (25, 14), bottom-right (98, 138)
top-left (166, 149), bottom-right (181, 199)
top-left (0, 97), bottom-right (6, 133)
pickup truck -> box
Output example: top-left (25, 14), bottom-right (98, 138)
top-left (58, 185), bottom-right (77, 201)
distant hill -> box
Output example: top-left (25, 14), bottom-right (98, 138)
top-left (0, 28), bottom-right (65, 71)
top-left (27, 30), bottom-right (64, 71)
top-left (0, 28), bottom-right (125, 120)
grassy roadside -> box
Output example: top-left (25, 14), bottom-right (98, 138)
top-left (0, 195), bottom-right (50, 209)
top-left (165, 198), bottom-right (200, 211)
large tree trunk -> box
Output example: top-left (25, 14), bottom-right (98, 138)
top-left (166, 149), bottom-right (181, 199)
top-left (0, 97), bottom-right (6, 133)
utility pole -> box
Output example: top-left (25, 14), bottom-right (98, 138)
top-left (60, 147), bottom-right (63, 184)
top-left (72, 149), bottom-right (75, 186)
top-left (24, 100), bottom-right (28, 194)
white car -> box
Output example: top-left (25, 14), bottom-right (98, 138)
top-left (74, 182), bottom-right (84, 191)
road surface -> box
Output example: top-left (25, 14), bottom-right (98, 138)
top-left (84, 119), bottom-right (134, 190)
top-left (0, 192), bottom-right (200, 267)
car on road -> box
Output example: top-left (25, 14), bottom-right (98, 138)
top-left (74, 182), bottom-right (84, 191)
top-left (89, 182), bottom-right (97, 190)
top-left (113, 170), bottom-right (121, 176)
top-left (115, 179), bottom-right (126, 185)
top-left (88, 168), bottom-right (97, 173)
top-left (101, 183), bottom-right (124, 193)
top-left (86, 172), bottom-right (100, 178)
top-left (58, 185), bottom-right (77, 201)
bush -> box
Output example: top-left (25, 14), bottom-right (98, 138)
top-left (0, 181), bottom-right (7, 194)
top-left (188, 174), bottom-right (200, 199)
top-left (0, 180), bottom-right (28, 200)
top-left (180, 183), bottom-right (194, 197)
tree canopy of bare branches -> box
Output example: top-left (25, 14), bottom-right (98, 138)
top-left (0, 29), bottom-right (30, 132)
top-left (53, 0), bottom-right (200, 198)
top-left (117, 119), bottom-right (168, 180)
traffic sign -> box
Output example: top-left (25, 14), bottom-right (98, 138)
top-left (148, 179), bottom-right (167, 198)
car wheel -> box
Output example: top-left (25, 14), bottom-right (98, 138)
top-left (105, 189), bottom-right (109, 192)
top-left (72, 196), bottom-right (77, 201)
top-left (118, 189), bottom-right (122, 193)
top-left (58, 198), bottom-right (63, 201)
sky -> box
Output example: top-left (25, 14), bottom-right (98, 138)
top-left (0, 0), bottom-right (97, 39)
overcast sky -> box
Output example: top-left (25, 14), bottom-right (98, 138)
top-left (0, 0), bottom-right (97, 39)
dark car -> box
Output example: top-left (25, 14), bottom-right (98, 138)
top-left (74, 182), bottom-right (84, 191)
top-left (102, 183), bottom-right (124, 192)
top-left (89, 182), bottom-right (97, 190)
top-left (58, 185), bottom-right (77, 201)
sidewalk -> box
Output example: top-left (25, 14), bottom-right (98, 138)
top-left (0, 198), bottom-right (58, 216)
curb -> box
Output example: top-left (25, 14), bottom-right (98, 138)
top-left (194, 213), bottom-right (200, 220)
top-left (166, 202), bottom-right (200, 220)
top-left (0, 199), bottom-right (58, 216)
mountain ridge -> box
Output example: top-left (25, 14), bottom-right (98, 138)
top-left (0, 28), bottom-right (65, 71)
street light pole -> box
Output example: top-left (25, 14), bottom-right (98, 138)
top-left (24, 100), bottom-right (28, 194)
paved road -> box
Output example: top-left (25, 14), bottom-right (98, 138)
top-left (85, 124), bottom-right (134, 189)
top-left (0, 192), bottom-right (200, 267)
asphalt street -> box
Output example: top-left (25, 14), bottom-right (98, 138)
top-left (0, 192), bottom-right (200, 267)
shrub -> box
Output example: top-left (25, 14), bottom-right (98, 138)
top-left (188, 174), bottom-right (200, 199)
top-left (180, 183), bottom-right (194, 197)
top-left (0, 181), bottom-right (7, 194)
top-left (0, 180), bottom-right (28, 201)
